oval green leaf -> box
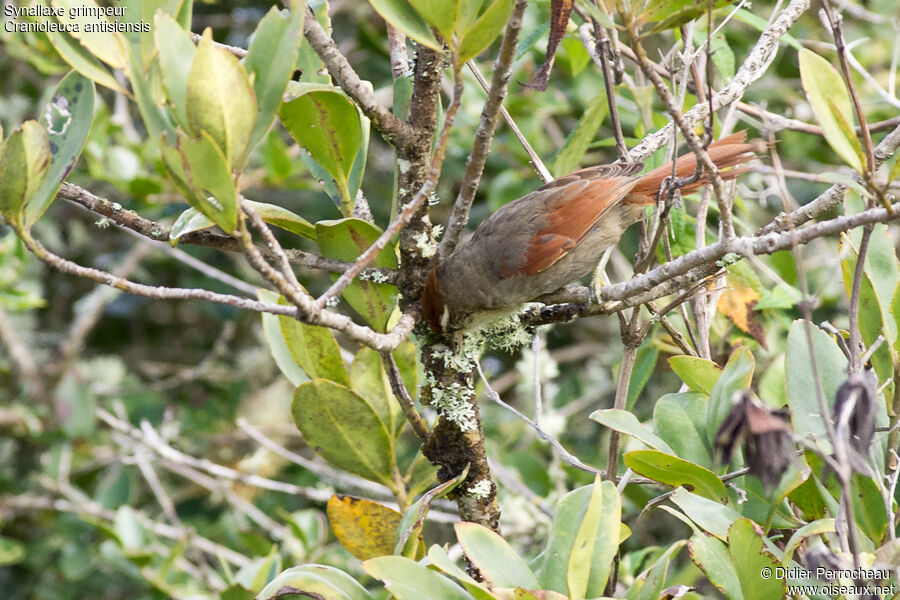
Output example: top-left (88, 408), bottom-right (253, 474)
top-left (316, 219), bottom-right (398, 332)
top-left (0, 121), bottom-right (51, 227)
top-left (155, 12), bottom-right (196, 128)
top-left (187, 29), bottom-right (257, 168)
top-left (653, 392), bottom-right (714, 469)
top-left (364, 555), bottom-right (475, 600)
top-left (668, 355), bottom-right (722, 394)
top-left (456, 522), bottom-right (540, 589)
top-left (798, 49), bottom-right (863, 172)
top-left (589, 408), bottom-right (674, 454)
top-left (292, 380), bottom-right (394, 486)
top-left (26, 71), bottom-right (95, 228)
top-left (280, 89), bottom-right (362, 214)
top-left (727, 519), bottom-right (786, 600)
top-left (257, 565), bottom-right (374, 600)
top-left (367, 0), bottom-right (442, 51)
top-left (625, 450), bottom-right (728, 502)
top-left (244, 2), bottom-right (305, 151)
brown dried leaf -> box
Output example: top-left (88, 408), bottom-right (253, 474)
top-left (524, 0), bottom-right (574, 90)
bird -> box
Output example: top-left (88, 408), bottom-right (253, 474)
top-left (421, 131), bottom-right (760, 334)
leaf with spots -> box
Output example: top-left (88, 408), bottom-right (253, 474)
top-left (326, 495), bottom-right (403, 560)
top-left (186, 29), bottom-right (257, 169)
top-left (0, 121), bottom-right (51, 228)
top-left (624, 450), bottom-right (729, 502)
top-left (292, 380), bottom-right (395, 487)
top-left (280, 88), bottom-right (362, 215)
top-left (316, 219), bottom-right (399, 332)
top-left (25, 71), bottom-right (95, 228)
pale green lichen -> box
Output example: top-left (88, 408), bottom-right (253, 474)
top-left (716, 252), bottom-right (741, 267)
top-left (359, 269), bottom-right (389, 284)
top-left (467, 479), bottom-right (492, 499)
top-left (424, 372), bottom-right (477, 431)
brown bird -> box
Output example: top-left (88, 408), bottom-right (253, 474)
top-left (421, 132), bottom-right (760, 334)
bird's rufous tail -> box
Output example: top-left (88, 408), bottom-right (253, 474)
top-left (626, 131), bottom-right (761, 204)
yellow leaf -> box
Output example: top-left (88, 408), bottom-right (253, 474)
top-left (718, 281), bottom-right (766, 347)
top-left (326, 495), bottom-right (402, 560)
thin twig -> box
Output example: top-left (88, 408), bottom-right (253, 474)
top-left (316, 64), bottom-right (467, 308)
top-left (438, 0), bottom-right (528, 257)
top-left (380, 352), bottom-right (430, 444)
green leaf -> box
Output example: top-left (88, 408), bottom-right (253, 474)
top-left (245, 200), bottom-right (316, 240)
top-left (785, 320), bottom-right (848, 446)
top-left (798, 49), bottom-right (863, 172)
top-left (257, 565), bottom-right (374, 600)
top-left (408, 0), bottom-right (458, 41)
top-left (567, 480), bottom-right (622, 600)
top-left (625, 540), bottom-right (686, 600)
top-left (154, 12), bottom-right (196, 128)
top-left (0, 121), bottom-right (51, 227)
top-left (113, 506), bottom-right (146, 551)
top-left (456, 522), bottom-right (540, 589)
top-left (458, 0), bottom-right (514, 62)
top-left (561, 37), bottom-right (591, 77)
top-left (367, 0), bottom-right (443, 51)
top-left (126, 47), bottom-right (177, 141)
top-left (52, 0), bottom-right (128, 69)
top-left (670, 487), bottom-right (742, 540)
top-left (45, 29), bottom-right (128, 94)
top-left (0, 536), bottom-right (25, 566)
top-left (25, 71), bottom-right (95, 227)
top-left (295, 0), bottom-right (333, 85)
top-left (169, 207), bottom-right (216, 242)
top-left (394, 470), bottom-right (468, 559)
top-left (292, 380), bottom-right (395, 487)
top-left (278, 297), bottom-right (349, 385)
top-left (852, 473), bottom-right (888, 541)
top-left (688, 532), bottom-right (743, 600)
top-left (536, 482), bottom-right (621, 597)
top-left (161, 130), bottom-right (238, 233)
top-left (245, 2), bottom-right (305, 151)
top-left (668, 355), bottom-right (722, 395)
top-left (781, 518), bottom-right (834, 565)
top-left (706, 347), bottom-right (754, 448)
top-left (589, 409), bottom-right (675, 454)
top-left (841, 255), bottom-right (894, 389)
top-left (316, 219), bottom-right (399, 332)
top-left (364, 556), bottom-right (475, 600)
top-left (280, 89), bottom-right (362, 214)
top-left (728, 519), bottom-right (785, 600)
top-left (259, 289), bottom-right (309, 387)
top-left (733, 8), bottom-right (801, 50)
top-left (856, 225), bottom-right (899, 345)
top-left (350, 347), bottom-right (404, 437)
top-left (427, 545), bottom-right (496, 600)
top-left (627, 342), bottom-right (659, 410)
top-left (187, 29), bottom-right (257, 168)
top-left (642, 0), bottom-right (733, 33)
top-left (653, 392), bottom-right (714, 469)
top-left (624, 450), bottom-right (728, 502)
top-left (553, 94), bottom-right (608, 177)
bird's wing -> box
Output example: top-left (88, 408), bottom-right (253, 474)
top-left (502, 163), bottom-right (643, 277)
